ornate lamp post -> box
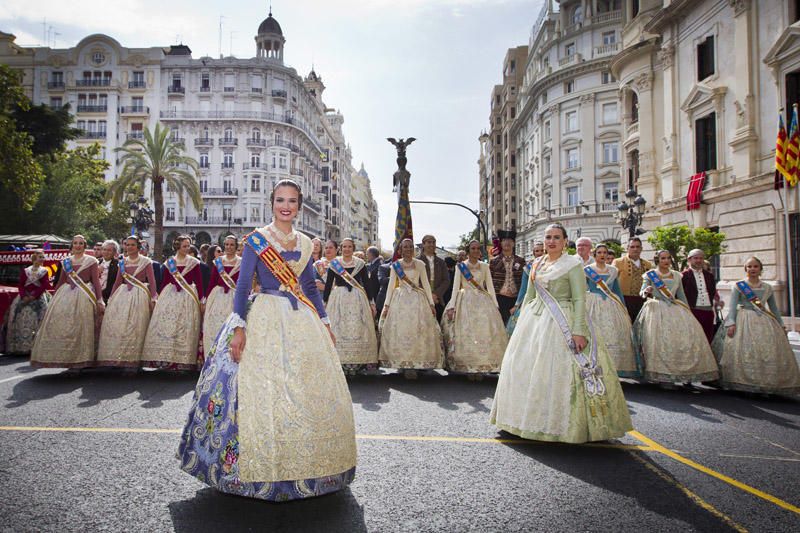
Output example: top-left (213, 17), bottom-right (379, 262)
top-left (616, 188), bottom-right (647, 238)
top-left (129, 195), bottom-right (154, 238)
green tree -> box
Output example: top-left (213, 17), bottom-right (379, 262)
top-left (0, 65), bottom-right (45, 210)
top-left (601, 240), bottom-right (624, 259)
top-left (108, 123), bottom-right (202, 259)
top-left (12, 101), bottom-right (80, 156)
top-left (647, 225), bottom-right (726, 270)
top-left (457, 226), bottom-right (481, 251)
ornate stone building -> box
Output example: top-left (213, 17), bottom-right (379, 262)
top-left (350, 164), bottom-right (380, 250)
top-left (0, 9), bottom-right (377, 248)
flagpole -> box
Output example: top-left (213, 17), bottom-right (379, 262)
top-left (782, 184), bottom-right (796, 335)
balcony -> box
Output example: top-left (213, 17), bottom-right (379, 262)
top-left (167, 85), bottom-right (185, 95)
top-left (170, 137), bottom-right (185, 146)
top-left (201, 188), bottom-right (239, 197)
top-left (47, 81), bottom-right (65, 90)
top-left (223, 87), bottom-right (236, 93)
top-left (563, 22), bottom-right (583, 37)
top-left (242, 162), bottom-right (269, 171)
top-left (626, 121), bottom-right (639, 139)
top-left (184, 217), bottom-right (231, 225)
top-left (592, 10), bottom-right (622, 25)
top-left (290, 168), bottom-right (304, 178)
top-left (76, 105), bottom-right (108, 113)
top-left (119, 106), bottom-right (149, 115)
top-left (246, 138), bottom-right (267, 147)
top-left (251, 87), bottom-right (263, 94)
top-left (220, 163), bottom-right (236, 170)
top-left (127, 131), bottom-right (144, 140)
top-left (218, 138), bottom-right (238, 147)
top-left (594, 43), bottom-right (619, 58)
top-left (599, 201), bottom-right (618, 212)
top-left (271, 89), bottom-right (287, 98)
top-left (76, 79), bottom-right (111, 87)
top-left (194, 137), bottom-right (213, 146)
top-left (558, 53), bottom-right (582, 67)
top-left (78, 131), bottom-right (106, 140)
top-left (128, 80), bottom-right (147, 89)
top-left (200, 86), bottom-right (211, 93)
top-left (304, 199), bottom-right (321, 212)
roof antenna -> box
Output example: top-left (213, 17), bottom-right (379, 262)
top-left (269, 2), bottom-right (273, 16)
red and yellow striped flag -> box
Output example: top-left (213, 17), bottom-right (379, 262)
top-left (788, 105), bottom-right (800, 187)
top-left (776, 111), bottom-right (790, 189)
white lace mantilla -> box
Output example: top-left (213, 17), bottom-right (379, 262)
top-left (533, 254), bottom-right (582, 289)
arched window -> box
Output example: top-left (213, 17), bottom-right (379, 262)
top-left (631, 91), bottom-right (639, 123)
top-left (572, 5), bottom-right (583, 24)
top-left (252, 128), bottom-right (260, 140)
top-left (224, 128), bottom-right (233, 141)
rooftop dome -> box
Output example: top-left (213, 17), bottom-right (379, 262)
top-left (258, 11), bottom-right (283, 35)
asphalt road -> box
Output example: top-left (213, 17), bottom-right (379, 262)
top-left (0, 355), bottom-right (797, 532)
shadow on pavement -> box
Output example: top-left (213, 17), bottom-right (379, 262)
top-left (0, 354), bottom-right (37, 373)
top-left (505, 442), bottom-right (738, 532)
top-left (624, 382), bottom-right (800, 430)
top-left (346, 375), bottom-right (392, 412)
top-left (168, 487), bottom-right (366, 533)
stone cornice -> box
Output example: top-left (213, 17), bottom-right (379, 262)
top-left (609, 37), bottom-right (660, 79)
top-left (643, 0), bottom-right (695, 34)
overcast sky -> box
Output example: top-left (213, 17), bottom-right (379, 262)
top-left (1, 0), bottom-right (538, 248)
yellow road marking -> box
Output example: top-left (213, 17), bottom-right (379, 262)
top-left (627, 451), bottom-right (748, 533)
top-left (630, 430), bottom-right (800, 516)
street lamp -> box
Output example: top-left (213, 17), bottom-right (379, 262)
top-left (616, 188), bottom-right (647, 238)
top-left (129, 195), bottom-right (154, 239)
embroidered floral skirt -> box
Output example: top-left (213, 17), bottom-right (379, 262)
top-left (6, 295), bottom-right (47, 355)
top-left (378, 286), bottom-right (443, 369)
top-left (141, 285), bottom-right (201, 370)
top-left (490, 299), bottom-right (633, 443)
top-left (97, 285), bottom-right (151, 367)
top-left (31, 285), bottom-right (96, 368)
top-left (178, 293), bottom-right (357, 501)
top-left (203, 286), bottom-right (233, 357)
top-left (712, 308), bottom-right (800, 395)
top-left (327, 285), bottom-right (378, 367)
top-left (441, 288), bottom-right (507, 373)
top-left (586, 293), bottom-right (640, 378)
top-left (633, 299), bottom-right (719, 383)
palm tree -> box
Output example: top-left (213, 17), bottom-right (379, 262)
top-left (108, 123), bottom-right (202, 259)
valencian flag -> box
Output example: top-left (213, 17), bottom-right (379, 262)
top-left (775, 110), bottom-right (790, 189)
top-left (788, 104), bottom-right (800, 187)
top-left (392, 180), bottom-right (413, 260)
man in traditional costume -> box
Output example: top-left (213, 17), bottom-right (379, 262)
top-left (418, 234), bottom-right (450, 322)
top-left (489, 229), bottom-right (526, 325)
top-left (681, 249), bottom-right (720, 344)
top-left (613, 237), bottom-right (653, 323)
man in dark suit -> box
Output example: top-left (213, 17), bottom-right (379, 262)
top-left (98, 240), bottom-right (120, 304)
top-left (365, 246), bottom-right (382, 302)
top-left (681, 249), bottom-right (720, 344)
top-left (489, 229), bottom-right (526, 325)
top-left (376, 260), bottom-right (392, 318)
top-left (418, 234), bottom-right (450, 322)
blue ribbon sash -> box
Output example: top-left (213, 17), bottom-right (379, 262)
top-left (735, 280), bottom-right (780, 324)
top-left (584, 266), bottom-right (626, 310)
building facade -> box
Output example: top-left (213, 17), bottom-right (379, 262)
top-left (512, 0), bottom-right (625, 257)
top-left (0, 9), bottom-right (377, 248)
top-left (350, 164), bottom-right (380, 250)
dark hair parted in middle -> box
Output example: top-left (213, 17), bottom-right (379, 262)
top-left (270, 179), bottom-right (303, 208)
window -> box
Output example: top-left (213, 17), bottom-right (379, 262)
top-left (250, 154), bottom-right (260, 168)
top-left (199, 180), bottom-right (208, 193)
top-left (510, 154), bottom-right (516, 167)
top-left (631, 92), bottom-right (639, 123)
top-left (171, 73), bottom-right (182, 88)
top-left (251, 206), bottom-right (261, 222)
top-left (272, 155), bottom-right (277, 169)
top-left (223, 153), bottom-right (234, 168)
top-left (632, 0), bottom-right (640, 18)
top-left (697, 35), bottom-right (715, 80)
top-left (201, 73), bottom-right (210, 91)
top-left (132, 96), bottom-right (144, 110)
top-left (510, 106), bottom-right (516, 119)
top-left (565, 42), bottom-right (576, 57)
top-left (567, 186), bottom-right (580, 206)
top-left (251, 178), bottom-right (261, 192)
top-left (170, 127), bottom-right (179, 141)
top-left (224, 128), bottom-right (233, 141)
top-left (92, 52), bottom-right (105, 64)
top-left (199, 154), bottom-right (209, 168)
top-left (51, 71), bottom-right (63, 83)
top-left (602, 31), bottom-right (616, 45)
top-left (571, 6), bottom-right (583, 24)
top-left (223, 206), bottom-right (232, 221)
top-left (511, 197), bottom-right (517, 212)
top-left (98, 120), bottom-right (107, 135)
top-left (544, 120), bottom-right (551, 140)
top-left (166, 206), bottom-right (175, 221)
top-left (132, 71), bottom-right (144, 83)
top-left (279, 155), bottom-right (287, 169)
top-left (202, 208), bottom-right (208, 221)
top-left (49, 97), bottom-right (62, 108)
top-left (566, 148), bottom-right (579, 169)
top-left (252, 128), bottom-right (260, 140)
top-left (602, 102), bottom-right (618, 124)
top-left (565, 111), bottom-right (578, 132)
top-left (603, 182), bottom-right (619, 203)
top-left (601, 71), bottom-right (616, 84)
top-left (224, 73), bottom-right (235, 91)
top-left (496, 135), bottom-right (501, 146)
top-left (223, 179), bottom-right (232, 193)
top-left (695, 112), bottom-right (717, 173)
top-left (602, 142), bottom-right (619, 164)
top-left (543, 155), bottom-right (551, 175)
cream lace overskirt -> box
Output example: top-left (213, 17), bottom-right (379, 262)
top-left (327, 285), bottom-right (378, 365)
top-left (31, 285), bottom-right (96, 368)
top-left (97, 285), bottom-right (151, 366)
top-left (442, 288), bottom-right (507, 373)
top-left (379, 285), bottom-right (443, 369)
top-left (142, 284), bottom-right (201, 367)
top-left (204, 286), bottom-right (234, 356)
top-left (586, 293), bottom-right (638, 376)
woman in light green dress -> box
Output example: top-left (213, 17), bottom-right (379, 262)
top-left (712, 256), bottom-right (800, 395)
top-left (634, 250), bottom-right (719, 386)
top-left (491, 224), bottom-right (632, 443)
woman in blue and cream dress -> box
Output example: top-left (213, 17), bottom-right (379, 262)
top-left (712, 256), bottom-right (800, 395)
top-left (442, 240), bottom-right (507, 378)
top-left (379, 238), bottom-right (443, 378)
top-left (491, 224), bottom-right (632, 443)
top-left (202, 235), bottom-right (241, 356)
top-left (634, 250), bottom-right (719, 386)
top-left (506, 241), bottom-right (544, 336)
top-left (585, 244), bottom-right (639, 378)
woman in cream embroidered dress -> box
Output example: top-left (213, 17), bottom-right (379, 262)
top-left (442, 240), bottom-right (507, 377)
top-left (31, 235), bottom-right (105, 369)
top-left (379, 238), bottom-right (443, 377)
top-left (97, 236), bottom-right (158, 368)
top-left (142, 235), bottom-right (205, 370)
top-left (491, 224), bottom-right (632, 443)
top-left (634, 250), bottom-right (719, 386)
top-left (712, 257), bottom-right (800, 395)
top-left (6, 250), bottom-right (51, 355)
top-left (585, 244), bottom-right (639, 378)
top-left (323, 238), bottom-right (378, 375)
top-left (203, 235), bottom-right (241, 356)
top-left (314, 239), bottom-right (337, 293)
top-left (179, 179), bottom-right (356, 501)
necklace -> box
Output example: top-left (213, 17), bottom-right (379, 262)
top-left (341, 256), bottom-right (355, 267)
top-left (269, 223), bottom-right (296, 247)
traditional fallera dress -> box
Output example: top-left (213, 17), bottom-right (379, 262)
top-left (442, 260), bottom-right (507, 373)
top-left (202, 255), bottom-right (241, 357)
top-left (323, 256), bottom-right (378, 375)
top-left (179, 225), bottom-right (357, 501)
top-left (633, 269), bottom-right (719, 383)
top-left (584, 264), bottom-right (640, 378)
top-left (5, 265), bottom-right (51, 355)
top-left (96, 256), bottom-right (158, 367)
top-left (31, 255), bottom-right (103, 369)
top-left (141, 255), bottom-right (204, 370)
top-left (505, 261), bottom-right (531, 336)
top-left (712, 280), bottom-right (800, 395)
top-left (378, 258), bottom-right (444, 370)
top-left (491, 254), bottom-right (633, 443)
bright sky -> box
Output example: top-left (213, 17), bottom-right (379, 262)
top-left (0, 0), bottom-right (538, 248)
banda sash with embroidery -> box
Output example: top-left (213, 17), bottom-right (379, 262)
top-left (584, 266), bottom-right (626, 310)
top-left (392, 261), bottom-right (425, 293)
top-left (213, 257), bottom-right (237, 291)
top-left (63, 258), bottom-right (97, 305)
top-left (166, 258), bottom-right (201, 308)
top-left (329, 258), bottom-right (367, 296)
top-left (457, 262), bottom-right (489, 295)
top-left (735, 281), bottom-right (781, 324)
top-left (646, 270), bottom-right (690, 310)
top-left (245, 231), bottom-right (318, 316)
top-left (119, 258), bottom-right (151, 296)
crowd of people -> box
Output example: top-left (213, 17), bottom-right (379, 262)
top-left (2, 177), bottom-right (799, 503)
